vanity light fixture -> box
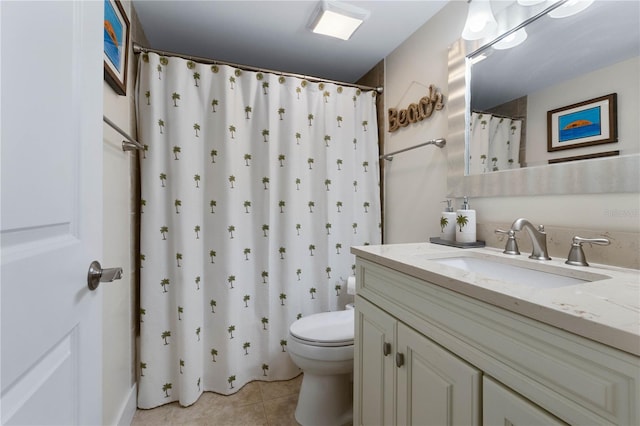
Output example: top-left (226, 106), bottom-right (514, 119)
top-left (548, 0), bottom-right (594, 18)
top-left (492, 28), bottom-right (528, 50)
top-left (462, 0), bottom-right (498, 41)
top-left (308, 1), bottom-right (370, 41)
top-left (516, 0), bottom-right (546, 6)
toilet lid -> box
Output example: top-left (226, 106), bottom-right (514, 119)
top-left (289, 310), bottom-right (354, 344)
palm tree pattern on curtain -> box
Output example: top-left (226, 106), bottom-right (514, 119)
top-left (136, 52), bottom-right (381, 409)
top-left (468, 112), bottom-right (522, 174)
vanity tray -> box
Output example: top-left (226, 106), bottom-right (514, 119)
top-left (429, 237), bottom-right (485, 249)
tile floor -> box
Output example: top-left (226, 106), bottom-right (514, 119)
top-left (131, 374), bottom-right (302, 426)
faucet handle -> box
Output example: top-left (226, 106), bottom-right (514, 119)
top-left (495, 228), bottom-right (520, 255)
top-left (565, 236), bottom-right (611, 266)
top-left (572, 236), bottom-right (610, 246)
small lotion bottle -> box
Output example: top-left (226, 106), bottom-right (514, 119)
top-left (440, 200), bottom-right (456, 241)
top-left (456, 196), bottom-right (476, 243)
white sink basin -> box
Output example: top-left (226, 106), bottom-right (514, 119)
top-left (433, 256), bottom-right (599, 289)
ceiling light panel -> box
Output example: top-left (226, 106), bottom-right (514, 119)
top-left (309, 1), bottom-right (370, 41)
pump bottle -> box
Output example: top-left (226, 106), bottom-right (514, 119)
top-left (440, 200), bottom-right (456, 241)
top-left (456, 196), bottom-right (476, 243)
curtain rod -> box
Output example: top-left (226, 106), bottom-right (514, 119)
top-left (133, 43), bottom-right (383, 94)
top-left (380, 138), bottom-right (446, 161)
top-left (472, 110), bottom-right (525, 120)
top-left (103, 115), bottom-right (144, 152)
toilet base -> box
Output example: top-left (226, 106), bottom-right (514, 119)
top-left (294, 372), bottom-right (353, 426)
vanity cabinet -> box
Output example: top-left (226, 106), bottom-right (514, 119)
top-left (483, 376), bottom-right (566, 425)
top-left (354, 296), bottom-right (481, 425)
top-left (353, 256), bottom-right (640, 425)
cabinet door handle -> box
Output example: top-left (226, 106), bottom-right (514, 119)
top-left (395, 352), bottom-right (405, 367)
top-left (383, 342), bottom-right (391, 356)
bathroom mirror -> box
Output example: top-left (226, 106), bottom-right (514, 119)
top-left (447, 0), bottom-right (640, 197)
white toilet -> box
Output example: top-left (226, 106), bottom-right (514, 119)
top-left (288, 305), bottom-right (355, 426)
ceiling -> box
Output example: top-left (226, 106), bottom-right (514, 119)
top-left (471, 0), bottom-right (640, 110)
top-left (131, 0), bottom-right (449, 84)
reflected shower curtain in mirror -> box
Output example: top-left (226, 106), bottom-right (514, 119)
top-left (469, 112), bottom-right (521, 174)
top-left (135, 52), bottom-right (381, 409)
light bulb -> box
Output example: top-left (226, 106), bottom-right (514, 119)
top-left (517, 0), bottom-right (546, 6)
top-left (493, 28), bottom-right (528, 50)
top-left (548, 0), bottom-right (594, 18)
top-left (462, 0), bottom-right (498, 40)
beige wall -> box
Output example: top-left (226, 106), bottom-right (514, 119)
top-left (102, 1), bottom-right (144, 424)
top-left (526, 56), bottom-right (640, 166)
top-left (383, 2), bottom-right (466, 244)
top-left (383, 2), bottom-right (639, 268)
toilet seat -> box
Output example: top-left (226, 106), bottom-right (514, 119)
top-left (289, 310), bottom-right (354, 347)
top-left (289, 333), bottom-right (353, 348)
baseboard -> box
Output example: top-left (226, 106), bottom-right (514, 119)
top-left (118, 383), bottom-right (137, 426)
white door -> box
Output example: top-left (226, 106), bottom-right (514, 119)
top-left (1, 1), bottom-right (103, 424)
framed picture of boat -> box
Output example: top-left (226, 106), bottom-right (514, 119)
top-left (104, 0), bottom-right (130, 95)
top-left (547, 93), bottom-right (617, 152)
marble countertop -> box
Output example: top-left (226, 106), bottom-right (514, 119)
top-left (351, 243), bottom-right (640, 356)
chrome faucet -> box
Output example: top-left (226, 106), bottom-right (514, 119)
top-left (510, 218), bottom-right (551, 260)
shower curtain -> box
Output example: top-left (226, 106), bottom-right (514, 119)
top-left (136, 52), bottom-right (381, 409)
top-left (469, 112), bottom-right (522, 174)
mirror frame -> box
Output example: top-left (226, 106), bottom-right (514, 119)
top-left (446, 3), bottom-right (640, 198)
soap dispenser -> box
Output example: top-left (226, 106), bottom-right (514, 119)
top-left (456, 196), bottom-right (476, 243)
top-left (440, 200), bottom-right (456, 241)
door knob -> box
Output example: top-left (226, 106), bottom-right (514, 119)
top-left (87, 261), bottom-right (123, 290)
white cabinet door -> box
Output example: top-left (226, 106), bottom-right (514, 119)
top-left (1, 1), bottom-right (103, 424)
top-left (483, 376), bottom-right (568, 426)
top-left (396, 323), bottom-right (481, 426)
top-left (354, 296), bottom-right (396, 426)
top-left (355, 295), bottom-right (481, 426)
